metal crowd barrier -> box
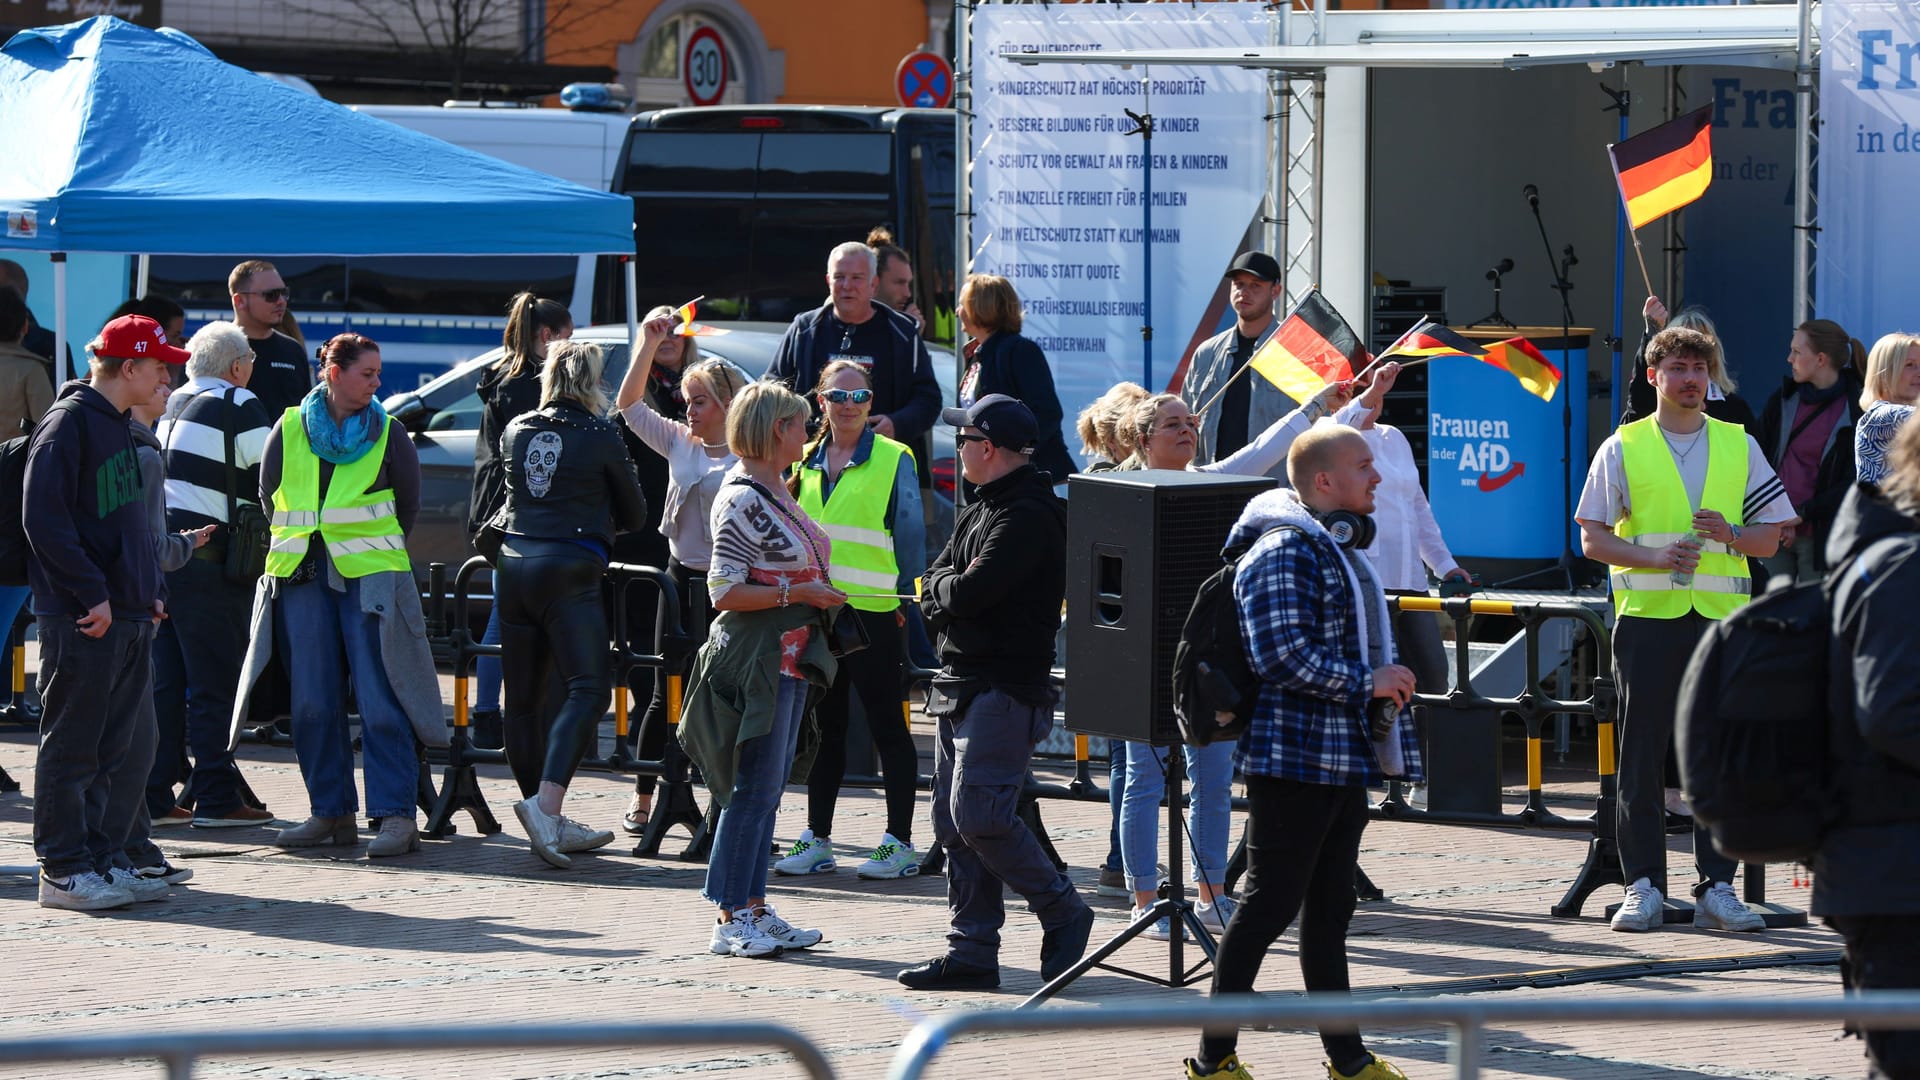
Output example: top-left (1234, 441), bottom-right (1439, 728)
top-left (0, 1021), bottom-right (835, 1080)
top-left (420, 558), bottom-right (695, 852)
top-left (886, 992), bottom-right (1920, 1080)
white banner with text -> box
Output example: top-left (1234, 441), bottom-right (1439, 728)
top-left (970, 5), bottom-right (1269, 463)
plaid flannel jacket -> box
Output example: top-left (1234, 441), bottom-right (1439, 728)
top-left (1231, 519), bottom-right (1420, 787)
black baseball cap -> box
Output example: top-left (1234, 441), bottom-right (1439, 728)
top-left (1225, 251), bottom-right (1281, 283)
top-left (941, 393), bottom-right (1038, 453)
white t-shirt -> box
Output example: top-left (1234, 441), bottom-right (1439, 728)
top-left (1575, 418), bottom-right (1799, 529)
top-left (1362, 423), bottom-right (1460, 591)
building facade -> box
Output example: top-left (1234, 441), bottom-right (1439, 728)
top-left (544, 0), bottom-right (952, 109)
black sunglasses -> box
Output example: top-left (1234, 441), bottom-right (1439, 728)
top-left (240, 288), bottom-right (290, 303)
top-left (955, 432), bottom-right (993, 447)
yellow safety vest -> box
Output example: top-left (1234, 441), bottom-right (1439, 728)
top-left (1610, 415), bottom-right (1752, 620)
top-left (796, 434), bottom-right (910, 612)
top-left (266, 408), bottom-right (410, 579)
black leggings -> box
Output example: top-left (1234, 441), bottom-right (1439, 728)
top-left (1201, 776), bottom-right (1369, 1070)
top-left (497, 539), bottom-right (610, 798)
top-left (633, 561), bottom-right (711, 798)
top-left (804, 606), bottom-right (917, 843)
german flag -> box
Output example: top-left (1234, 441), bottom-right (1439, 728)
top-left (1481, 337), bottom-right (1564, 402)
top-left (1379, 321), bottom-right (1486, 363)
top-left (1609, 106), bottom-right (1713, 231)
top-left (1247, 290), bottom-right (1368, 403)
top-left (675, 296), bottom-right (700, 336)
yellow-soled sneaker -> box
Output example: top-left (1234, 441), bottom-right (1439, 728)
top-left (1327, 1054), bottom-right (1408, 1080)
top-left (1184, 1053), bottom-right (1254, 1079)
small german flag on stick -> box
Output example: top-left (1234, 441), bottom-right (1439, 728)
top-left (1480, 337), bottom-right (1563, 403)
top-left (1378, 321), bottom-right (1486, 364)
top-left (1608, 106), bottom-right (1714, 295)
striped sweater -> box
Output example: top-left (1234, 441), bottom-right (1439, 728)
top-left (154, 377), bottom-right (273, 530)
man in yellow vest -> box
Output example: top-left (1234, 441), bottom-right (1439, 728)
top-left (1577, 326), bottom-right (1800, 933)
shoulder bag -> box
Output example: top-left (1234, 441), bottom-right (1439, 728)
top-left (220, 388), bottom-right (272, 586)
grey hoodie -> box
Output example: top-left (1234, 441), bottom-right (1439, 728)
top-left (132, 420), bottom-right (195, 585)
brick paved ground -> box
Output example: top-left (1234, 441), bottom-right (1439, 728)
top-left (0, 663), bottom-right (1866, 1080)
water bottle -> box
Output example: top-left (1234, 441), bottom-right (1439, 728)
top-left (1669, 531), bottom-right (1704, 587)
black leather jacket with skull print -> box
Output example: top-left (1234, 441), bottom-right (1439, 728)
top-left (496, 398), bottom-right (648, 553)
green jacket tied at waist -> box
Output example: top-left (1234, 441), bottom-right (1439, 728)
top-left (678, 602), bottom-right (840, 806)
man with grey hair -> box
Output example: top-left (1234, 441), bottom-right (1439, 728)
top-left (146, 321), bottom-right (276, 830)
top-left (768, 241), bottom-right (941, 447)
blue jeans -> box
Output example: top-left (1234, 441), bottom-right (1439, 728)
top-left (702, 674), bottom-right (806, 911)
top-left (276, 577), bottom-right (419, 820)
top-left (0, 584), bottom-right (28, 704)
top-left (1104, 742), bottom-right (1129, 872)
top-left (474, 603), bottom-right (502, 712)
top-left (1121, 738), bottom-right (1236, 893)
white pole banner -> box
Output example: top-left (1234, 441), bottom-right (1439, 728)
top-left (970, 5), bottom-right (1267, 465)
top-left (1817, 0), bottom-right (1920, 345)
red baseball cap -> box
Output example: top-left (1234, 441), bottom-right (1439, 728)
top-left (94, 315), bottom-right (189, 364)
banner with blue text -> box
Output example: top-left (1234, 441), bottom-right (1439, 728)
top-left (970, 6), bottom-right (1268, 464)
top-left (1818, 0), bottom-right (1920, 345)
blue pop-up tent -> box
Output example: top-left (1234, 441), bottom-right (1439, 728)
top-left (0, 16), bottom-right (638, 360)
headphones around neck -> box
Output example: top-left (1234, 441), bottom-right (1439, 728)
top-left (1318, 508), bottom-right (1377, 551)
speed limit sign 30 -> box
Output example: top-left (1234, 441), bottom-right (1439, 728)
top-left (683, 25), bottom-right (728, 106)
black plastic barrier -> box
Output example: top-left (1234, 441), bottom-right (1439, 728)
top-left (1371, 595), bottom-right (1621, 917)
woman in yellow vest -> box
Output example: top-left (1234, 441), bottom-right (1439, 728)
top-left (775, 360), bottom-right (927, 881)
top-left (247, 333), bottom-right (444, 858)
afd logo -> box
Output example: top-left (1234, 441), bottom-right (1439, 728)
top-left (1431, 412), bottom-right (1526, 493)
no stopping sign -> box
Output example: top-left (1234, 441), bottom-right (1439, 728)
top-left (684, 26), bottom-right (728, 106)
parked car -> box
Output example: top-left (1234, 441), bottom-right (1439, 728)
top-left (385, 322), bottom-right (955, 583)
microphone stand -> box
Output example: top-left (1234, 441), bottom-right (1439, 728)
top-left (1499, 191), bottom-right (1582, 593)
top-left (1471, 263), bottom-right (1517, 330)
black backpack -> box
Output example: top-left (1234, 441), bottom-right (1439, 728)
top-left (1173, 526), bottom-right (1290, 747)
top-left (1675, 541), bottom-right (1898, 864)
top-left (0, 398), bottom-right (80, 588)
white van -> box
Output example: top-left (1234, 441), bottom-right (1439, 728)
top-left (350, 103), bottom-right (629, 193)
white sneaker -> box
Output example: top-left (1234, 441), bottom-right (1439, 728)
top-left (1610, 877), bottom-right (1665, 933)
top-left (709, 911), bottom-right (783, 958)
top-left (1195, 895), bottom-right (1237, 933)
top-left (513, 798), bottom-right (572, 869)
top-left (751, 905), bottom-right (824, 949)
top-left (1130, 904), bottom-right (1171, 941)
top-left (556, 817), bottom-right (615, 854)
top-left (1405, 783), bottom-right (1429, 810)
top-left (38, 870), bottom-right (134, 912)
top-left (1693, 882), bottom-right (1766, 932)
top-left (773, 829), bottom-right (835, 875)
top-left (855, 834), bottom-right (920, 879)
top-left (106, 868), bottom-right (169, 903)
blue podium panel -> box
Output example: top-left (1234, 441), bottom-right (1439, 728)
top-left (1428, 332), bottom-right (1587, 560)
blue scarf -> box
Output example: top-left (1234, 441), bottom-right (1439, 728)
top-left (300, 384), bottom-right (389, 465)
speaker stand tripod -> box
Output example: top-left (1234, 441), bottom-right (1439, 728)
top-left (1022, 748), bottom-right (1216, 1007)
